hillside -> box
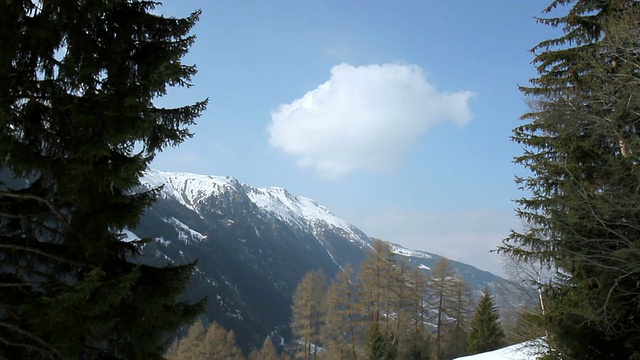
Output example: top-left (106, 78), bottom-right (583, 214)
top-left (132, 169), bottom-right (518, 351)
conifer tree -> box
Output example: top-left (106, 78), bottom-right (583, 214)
top-left (291, 269), bottom-right (328, 360)
top-left (166, 321), bottom-right (245, 360)
top-left (322, 264), bottom-right (360, 360)
top-left (249, 336), bottom-right (287, 360)
top-left (399, 268), bottom-right (431, 360)
top-left (359, 240), bottom-right (397, 327)
top-left (467, 289), bottom-right (505, 355)
top-left (175, 320), bottom-right (207, 360)
top-left (391, 256), bottom-right (413, 354)
top-left (165, 341), bottom-right (180, 360)
top-left (359, 240), bottom-right (433, 358)
top-left (499, 1), bottom-right (640, 358)
top-left (201, 322), bottom-right (245, 360)
top-left (441, 277), bottom-right (472, 360)
top-left (260, 337), bottom-right (279, 360)
top-left (365, 323), bottom-right (395, 360)
top-left (398, 330), bottom-right (431, 360)
top-left (358, 238), bottom-right (402, 350)
top-left (406, 269), bottom-right (424, 333)
top-left (0, 0), bottom-right (206, 358)
top-left (428, 257), bottom-right (456, 360)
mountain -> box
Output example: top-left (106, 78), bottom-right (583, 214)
top-left (132, 169), bottom-right (518, 351)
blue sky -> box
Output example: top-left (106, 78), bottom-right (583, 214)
top-left (152, 1), bottom-right (560, 276)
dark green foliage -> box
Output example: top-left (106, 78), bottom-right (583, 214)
top-left (467, 289), bottom-right (505, 354)
top-left (366, 323), bottom-right (396, 360)
top-left (0, 0), bottom-right (206, 358)
top-left (399, 330), bottom-right (431, 360)
top-left (441, 326), bottom-right (468, 360)
top-left (500, 1), bottom-right (640, 358)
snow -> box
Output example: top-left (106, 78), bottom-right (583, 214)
top-left (120, 229), bottom-right (140, 242)
top-left (155, 250), bottom-right (173, 262)
top-left (246, 186), bottom-right (367, 268)
top-left (390, 243), bottom-right (434, 260)
top-left (454, 340), bottom-right (545, 360)
top-left (247, 186), bottom-right (359, 238)
top-left (142, 168), bottom-right (364, 241)
top-left (165, 217), bottom-right (206, 243)
top-left (141, 168), bottom-right (236, 211)
top-left (155, 236), bottom-right (171, 246)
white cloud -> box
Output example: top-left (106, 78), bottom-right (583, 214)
top-left (268, 63), bottom-right (475, 179)
top-left (352, 208), bottom-right (522, 276)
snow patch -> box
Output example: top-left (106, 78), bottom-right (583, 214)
top-left (165, 217), bottom-right (206, 243)
top-left (141, 169), bottom-right (237, 211)
top-left (155, 250), bottom-right (173, 263)
top-left (454, 340), bottom-right (545, 360)
top-left (390, 243), bottom-right (433, 259)
top-left (120, 229), bottom-right (140, 242)
top-left (247, 186), bottom-right (360, 241)
top-left (155, 236), bottom-right (171, 246)
top-left (229, 309), bottom-right (243, 321)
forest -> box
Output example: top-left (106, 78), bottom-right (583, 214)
top-left (166, 240), bottom-right (511, 360)
top-left (2, 0), bottom-right (640, 359)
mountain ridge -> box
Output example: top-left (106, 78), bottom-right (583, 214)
top-left (134, 168), bottom-right (517, 351)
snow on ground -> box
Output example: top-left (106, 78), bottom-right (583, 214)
top-left (454, 340), bottom-right (545, 360)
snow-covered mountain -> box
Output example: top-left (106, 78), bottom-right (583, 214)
top-left (141, 169), bottom-right (237, 212)
top-left (141, 169), bottom-right (370, 248)
top-left (133, 169), bottom-right (517, 352)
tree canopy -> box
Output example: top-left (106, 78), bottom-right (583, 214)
top-left (500, 0), bottom-right (640, 358)
top-left (0, 1), bottom-right (206, 358)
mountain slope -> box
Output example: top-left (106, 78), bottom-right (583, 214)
top-left (133, 169), bottom-right (516, 351)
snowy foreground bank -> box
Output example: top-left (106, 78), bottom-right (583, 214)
top-left (454, 340), bottom-right (545, 360)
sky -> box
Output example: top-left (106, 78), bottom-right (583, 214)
top-left (151, 0), bottom-right (562, 276)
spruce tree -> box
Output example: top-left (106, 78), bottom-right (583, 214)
top-left (467, 289), bottom-right (505, 355)
top-left (499, 1), bottom-right (640, 358)
top-left (365, 323), bottom-right (395, 360)
top-left (399, 330), bottom-right (431, 360)
top-left (0, 1), bottom-right (206, 358)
